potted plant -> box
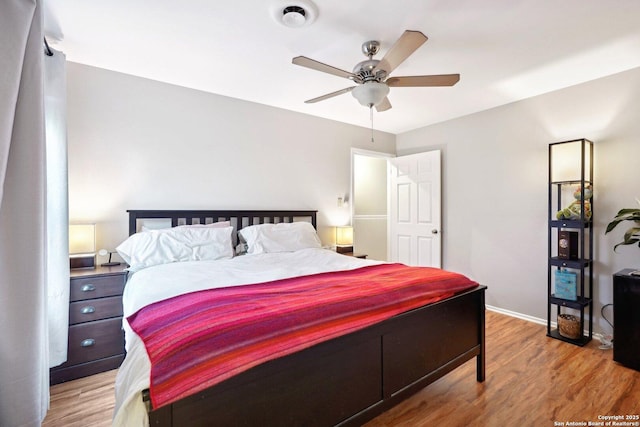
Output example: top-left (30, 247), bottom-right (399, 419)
top-left (605, 198), bottom-right (640, 251)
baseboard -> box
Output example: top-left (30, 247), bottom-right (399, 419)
top-left (485, 305), bottom-right (609, 347)
top-left (486, 305), bottom-right (547, 326)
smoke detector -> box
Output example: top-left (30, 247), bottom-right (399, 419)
top-left (271, 0), bottom-right (318, 28)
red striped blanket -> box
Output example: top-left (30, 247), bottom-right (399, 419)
top-left (127, 263), bottom-right (478, 409)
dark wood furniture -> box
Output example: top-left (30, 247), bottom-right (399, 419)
top-left (613, 269), bottom-right (640, 371)
top-left (547, 139), bottom-right (594, 346)
top-left (128, 209), bottom-right (317, 235)
top-left (336, 245), bottom-right (354, 254)
top-left (50, 265), bottom-right (127, 385)
top-left (342, 252), bottom-right (367, 259)
top-left (125, 209), bottom-right (486, 427)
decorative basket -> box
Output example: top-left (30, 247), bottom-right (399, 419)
top-left (558, 314), bottom-right (581, 339)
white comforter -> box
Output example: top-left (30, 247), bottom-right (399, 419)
top-left (113, 248), bottom-right (381, 426)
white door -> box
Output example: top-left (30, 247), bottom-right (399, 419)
top-left (388, 150), bottom-right (441, 267)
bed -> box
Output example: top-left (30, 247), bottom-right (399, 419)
top-left (113, 209), bottom-right (486, 427)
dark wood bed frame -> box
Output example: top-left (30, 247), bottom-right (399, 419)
top-left (126, 209), bottom-right (486, 427)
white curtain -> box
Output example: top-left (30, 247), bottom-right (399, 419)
top-left (0, 0), bottom-right (49, 426)
top-left (45, 47), bottom-right (70, 368)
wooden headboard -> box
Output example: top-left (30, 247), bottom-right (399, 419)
top-left (127, 209), bottom-right (317, 236)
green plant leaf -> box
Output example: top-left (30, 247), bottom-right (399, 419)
top-left (614, 238), bottom-right (640, 251)
top-left (623, 227), bottom-right (640, 242)
top-left (605, 219), bottom-right (624, 234)
top-left (606, 204), bottom-right (640, 251)
top-left (616, 208), bottom-right (640, 216)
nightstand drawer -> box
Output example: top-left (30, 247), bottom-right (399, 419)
top-left (65, 317), bottom-right (124, 366)
top-left (51, 265), bottom-right (128, 384)
top-left (69, 296), bottom-right (123, 324)
top-left (70, 274), bottom-right (125, 302)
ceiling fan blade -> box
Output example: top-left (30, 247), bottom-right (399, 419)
top-left (374, 30), bottom-right (428, 75)
top-left (386, 74), bottom-right (460, 87)
top-left (304, 87), bottom-right (355, 104)
top-left (292, 56), bottom-right (355, 80)
top-left (376, 97), bottom-right (392, 112)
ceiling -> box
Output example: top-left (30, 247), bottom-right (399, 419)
top-left (44, 0), bottom-right (640, 134)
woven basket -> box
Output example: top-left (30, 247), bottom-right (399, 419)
top-left (558, 314), bottom-right (580, 339)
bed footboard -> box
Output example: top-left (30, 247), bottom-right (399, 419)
top-left (147, 285), bottom-right (486, 427)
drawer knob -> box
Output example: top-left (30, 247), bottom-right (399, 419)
top-left (81, 284), bottom-right (96, 292)
top-left (80, 306), bottom-right (96, 314)
top-left (81, 338), bottom-right (95, 347)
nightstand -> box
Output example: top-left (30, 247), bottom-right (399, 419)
top-left (343, 252), bottom-right (368, 259)
top-left (50, 265), bottom-right (128, 384)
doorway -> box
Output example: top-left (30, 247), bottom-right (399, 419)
top-left (351, 149), bottom-right (442, 266)
top-left (351, 149), bottom-right (393, 261)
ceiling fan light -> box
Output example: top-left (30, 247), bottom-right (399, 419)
top-left (271, 1), bottom-right (317, 28)
top-left (282, 6), bottom-right (306, 27)
top-left (352, 82), bottom-right (389, 107)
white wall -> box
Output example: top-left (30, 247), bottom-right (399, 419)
top-left (66, 63), bottom-right (395, 256)
top-left (397, 66), bottom-right (640, 335)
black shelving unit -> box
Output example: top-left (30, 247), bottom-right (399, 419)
top-left (547, 138), bottom-right (594, 346)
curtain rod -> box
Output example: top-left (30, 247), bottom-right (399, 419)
top-left (44, 37), bottom-right (53, 56)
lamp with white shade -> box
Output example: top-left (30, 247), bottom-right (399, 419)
top-left (69, 223), bottom-right (96, 269)
top-left (351, 82), bottom-right (389, 108)
top-left (335, 226), bottom-right (354, 254)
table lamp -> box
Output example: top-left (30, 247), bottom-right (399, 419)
top-left (69, 224), bottom-right (96, 269)
top-left (335, 226), bottom-right (354, 254)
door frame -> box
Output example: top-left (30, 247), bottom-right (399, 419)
top-left (350, 148), bottom-right (395, 258)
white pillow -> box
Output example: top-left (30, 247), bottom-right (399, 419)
top-left (239, 222), bottom-right (321, 255)
top-left (117, 225), bottom-right (234, 271)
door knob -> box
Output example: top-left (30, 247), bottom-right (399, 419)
top-left (432, 229), bottom-right (438, 234)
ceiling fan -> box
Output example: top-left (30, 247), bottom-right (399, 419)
top-left (292, 30), bottom-right (460, 112)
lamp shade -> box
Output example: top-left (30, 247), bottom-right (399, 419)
top-left (335, 226), bottom-right (354, 246)
top-left (69, 224), bottom-right (96, 255)
top-left (69, 224), bottom-right (96, 269)
top-left (550, 139), bottom-right (592, 182)
top-left (351, 82), bottom-right (389, 107)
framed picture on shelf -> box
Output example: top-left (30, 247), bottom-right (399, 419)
top-left (555, 269), bottom-right (577, 301)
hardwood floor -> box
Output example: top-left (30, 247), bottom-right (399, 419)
top-left (44, 369), bottom-right (117, 427)
top-left (365, 311), bottom-right (640, 427)
top-left (43, 311), bottom-right (640, 426)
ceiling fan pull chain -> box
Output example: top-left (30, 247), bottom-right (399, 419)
top-left (370, 106), bottom-right (374, 143)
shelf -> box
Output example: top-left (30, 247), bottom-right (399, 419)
top-left (550, 180), bottom-right (593, 186)
top-left (549, 257), bottom-right (592, 269)
top-left (549, 220), bottom-right (591, 229)
top-left (547, 139), bottom-right (594, 346)
top-left (546, 329), bottom-right (591, 347)
top-left (550, 295), bottom-right (592, 309)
